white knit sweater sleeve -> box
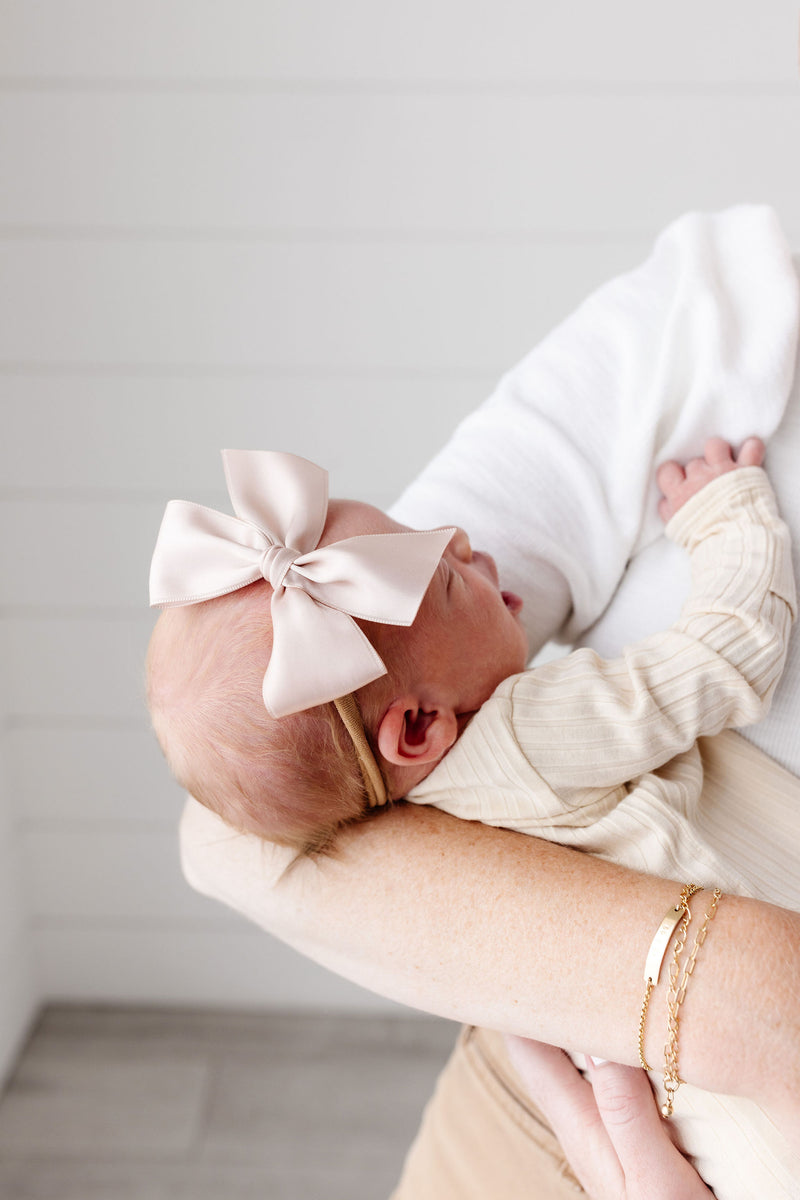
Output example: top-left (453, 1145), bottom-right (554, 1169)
top-left (501, 467), bottom-right (796, 795)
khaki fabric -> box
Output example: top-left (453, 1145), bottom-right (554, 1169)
top-left (391, 1026), bottom-right (584, 1199)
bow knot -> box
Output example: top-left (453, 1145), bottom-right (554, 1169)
top-left (149, 450), bottom-right (454, 718)
top-left (260, 543), bottom-right (301, 592)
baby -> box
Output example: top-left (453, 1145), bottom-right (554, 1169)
top-left (147, 437), bottom-right (794, 873)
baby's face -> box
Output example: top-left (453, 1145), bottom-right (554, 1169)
top-left (410, 526), bottom-right (529, 711)
top-left (325, 500), bottom-right (529, 713)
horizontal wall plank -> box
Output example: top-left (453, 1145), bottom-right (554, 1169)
top-left (24, 829), bottom-right (230, 922)
top-left (8, 727), bottom-right (185, 826)
top-left (0, 740), bottom-right (17, 854)
top-left (0, 500), bottom-right (164, 608)
top-left (3, 95), bottom-right (800, 239)
top-left (0, 376), bottom-right (493, 499)
top-left (1, 0), bottom-right (796, 85)
top-left (2, 95), bottom-right (799, 235)
top-left (0, 838), bottom-right (30, 956)
top-left (32, 925), bottom-right (407, 1010)
top-left (1, 616), bottom-right (152, 720)
top-left (0, 238), bottom-right (653, 371)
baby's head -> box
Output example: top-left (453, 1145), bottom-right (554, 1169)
top-left (148, 579), bottom-right (370, 853)
top-left (147, 456), bottom-right (527, 852)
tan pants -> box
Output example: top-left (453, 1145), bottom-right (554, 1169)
top-left (391, 1026), bottom-right (584, 1198)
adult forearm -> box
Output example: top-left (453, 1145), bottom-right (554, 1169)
top-left (672, 891), bottom-right (800, 1140)
top-left (182, 796), bottom-right (800, 1110)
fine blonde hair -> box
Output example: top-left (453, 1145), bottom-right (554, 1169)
top-left (146, 582), bottom-right (377, 854)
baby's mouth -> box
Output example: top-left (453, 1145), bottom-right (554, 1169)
top-left (473, 550), bottom-right (523, 615)
top-left (502, 591), bottom-right (523, 615)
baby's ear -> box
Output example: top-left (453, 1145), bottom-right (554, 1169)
top-left (376, 697), bottom-right (458, 767)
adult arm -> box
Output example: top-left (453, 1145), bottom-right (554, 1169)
top-left (182, 795), bottom-right (800, 1141)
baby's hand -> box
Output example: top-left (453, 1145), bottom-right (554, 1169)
top-left (657, 437), bottom-right (764, 522)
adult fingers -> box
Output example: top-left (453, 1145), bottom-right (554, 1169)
top-left (586, 1060), bottom-right (675, 1190)
top-left (586, 1059), bottom-right (715, 1199)
top-left (504, 1037), bottom-right (623, 1197)
top-left (505, 1039), bottom-right (716, 1199)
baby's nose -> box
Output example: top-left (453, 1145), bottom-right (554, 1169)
top-left (448, 527), bottom-right (472, 563)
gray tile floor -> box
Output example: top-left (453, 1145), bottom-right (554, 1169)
top-left (0, 1006), bottom-right (458, 1200)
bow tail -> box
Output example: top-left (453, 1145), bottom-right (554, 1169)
top-left (264, 589), bottom-right (387, 718)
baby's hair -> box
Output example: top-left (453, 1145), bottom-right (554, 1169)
top-left (146, 583), bottom-right (374, 855)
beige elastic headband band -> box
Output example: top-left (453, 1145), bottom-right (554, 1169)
top-left (333, 694), bottom-right (389, 809)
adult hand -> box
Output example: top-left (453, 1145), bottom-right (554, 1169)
top-left (504, 1037), bottom-right (713, 1200)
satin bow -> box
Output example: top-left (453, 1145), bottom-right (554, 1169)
top-left (149, 450), bottom-right (454, 718)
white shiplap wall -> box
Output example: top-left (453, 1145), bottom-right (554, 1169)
top-left (2, 1), bottom-right (800, 1078)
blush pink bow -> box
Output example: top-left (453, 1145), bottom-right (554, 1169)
top-left (149, 450), bottom-right (454, 718)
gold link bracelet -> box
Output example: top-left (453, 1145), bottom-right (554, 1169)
top-left (662, 887), bottom-right (723, 1117)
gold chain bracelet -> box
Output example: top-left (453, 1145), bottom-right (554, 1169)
top-left (661, 887), bottom-right (722, 1117)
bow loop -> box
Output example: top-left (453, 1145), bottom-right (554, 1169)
top-left (149, 450), bottom-right (454, 718)
top-left (224, 449), bottom-right (328, 553)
